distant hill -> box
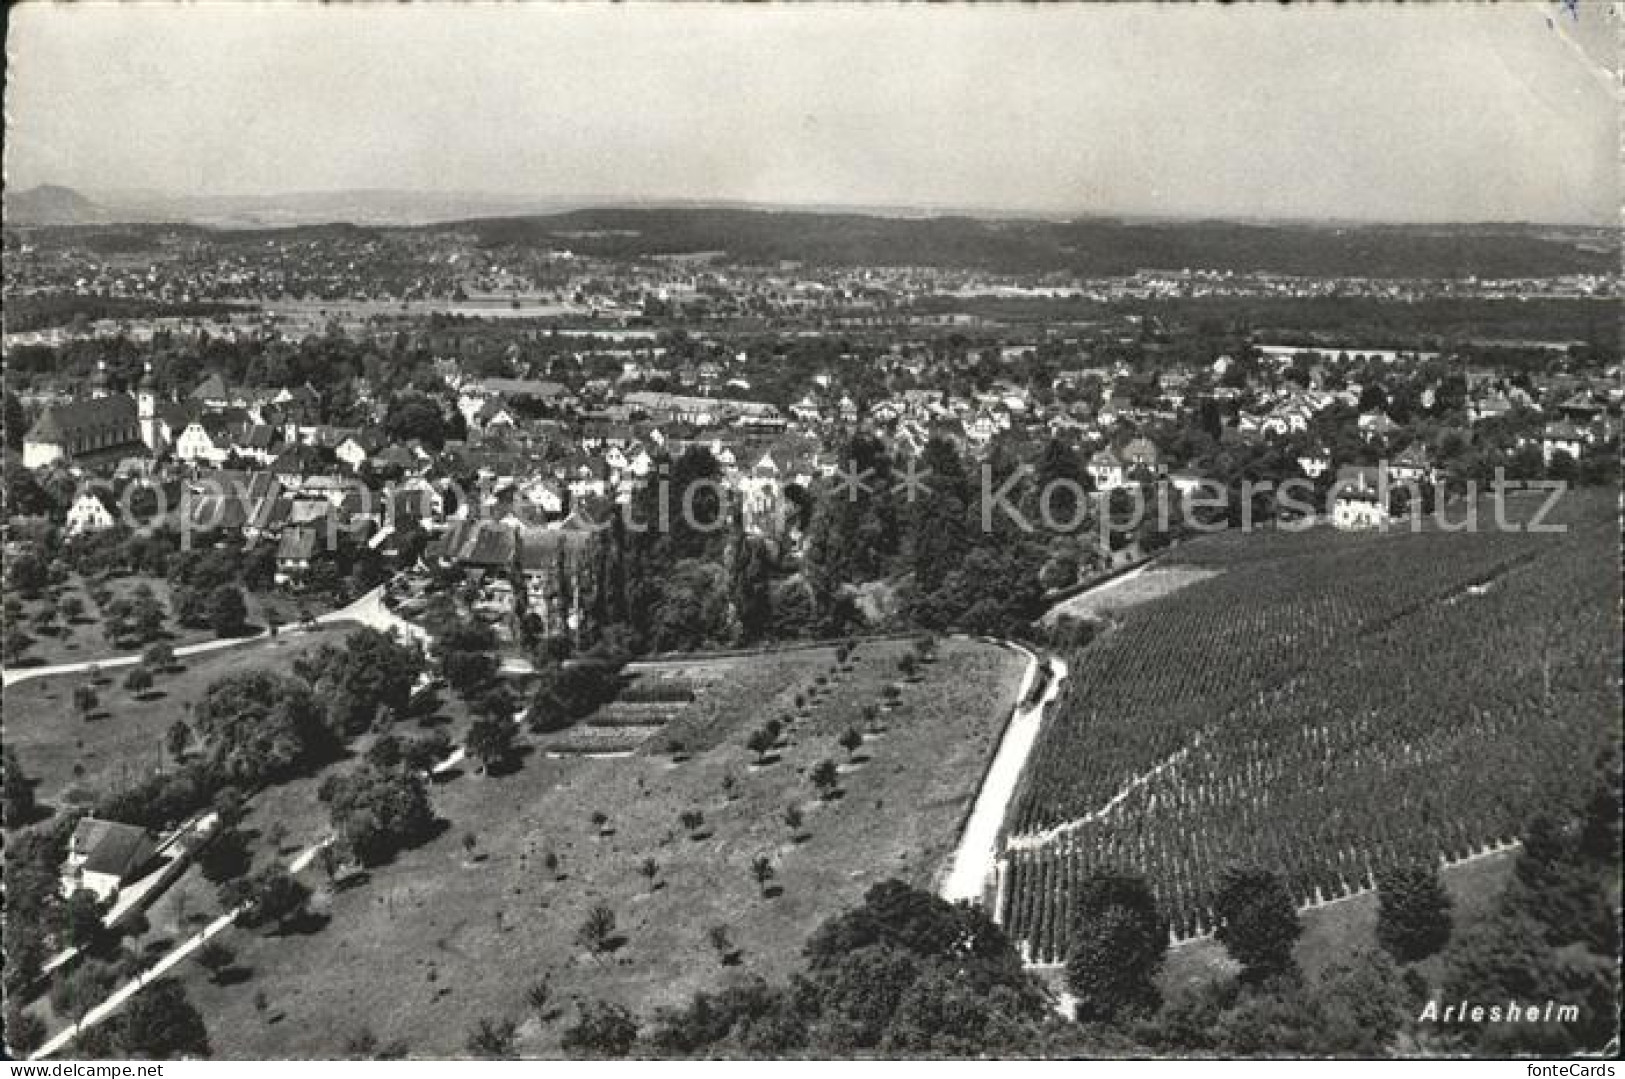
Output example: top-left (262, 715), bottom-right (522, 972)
top-left (5, 194), bottom-right (1616, 278)
top-left (4, 184), bottom-right (103, 226)
top-left (427, 208), bottom-right (1620, 279)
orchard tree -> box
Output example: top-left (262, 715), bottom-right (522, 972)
top-left (746, 727), bottom-right (776, 765)
top-left (466, 716), bottom-right (515, 775)
top-left (812, 759), bottom-right (841, 800)
top-left (751, 855), bottom-right (777, 897)
top-left (117, 978), bottom-right (211, 1058)
top-left (577, 904), bottom-right (618, 958)
top-left (124, 665), bottom-right (155, 696)
top-left (195, 941), bottom-right (235, 983)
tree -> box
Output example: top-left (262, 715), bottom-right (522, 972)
top-left (195, 941), bottom-right (235, 983)
top-left (384, 394), bottom-right (450, 451)
top-left (783, 804), bottom-right (805, 838)
top-left (4, 1003), bottom-right (46, 1056)
top-left (206, 585), bottom-right (248, 638)
top-left (74, 683), bottom-right (99, 719)
top-left (464, 1016), bottom-right (517, 1059)
top-left (198, 827), bottom-right (252, 884)
top-left (577, 904), bottom-right (618, 957)
top-left (117, 978), bottom-right (211, 1058)
top-left (639, 857), bottom-right (660, 890)
top-left (680, 809), bottom-right (705, 837)
top-left (124, 665), bottom-right (155, 696)
top-left (319, 765), bottom-right (437, 866)
top-left (223, 864), bottom-right (310, 933)
top-left (1064, 870), bottom-right (1168, 1024)
top-left (1375, 862), bottom-right (1454, 963)
top-left (1212, 867), bottom-right (1301, 984)
top-left (838, 727), bottom-right (864, 759)
top-left (466, 715), bottom-right (515, 775)
top-left (143, 641), bottom-right (175, 672)
top-left (525, 974), bottom-right (554, 1018)
top-left (746, 727), bottom-right (776, 764)
top-left (3, 747), bottom-right (37, 825)
top-left (165, 720), bottom-right (192, 764)
top-left (193, 670), bottom-right (326, 783)
top-left (812, 759), bottom-right (841, 800)
top-left (1311, 948), bottom-right (1410, 1055)
top-left (62, 888), bottom-right (107, 947)
top-left (561, 1000), bottom-right (638, 1058)
top-left (707, 924), bottom-right (737, 966)
top-left (751, 855), bottom-right (777, 897)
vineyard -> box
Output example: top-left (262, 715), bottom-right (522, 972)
top-left (541, 674), bottom-right (698, 755)
top-left (1003, 490), bottom-right (1619, 963)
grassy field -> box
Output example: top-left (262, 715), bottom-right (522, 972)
top-left (155, 637), bottom-right (1027, 1058)
top-left (10, 573), bottom-right (309, 670)
top-left (4, 625), bottom-right (354, 813)
top-left (1041, 566), bottom-right (1219, 625)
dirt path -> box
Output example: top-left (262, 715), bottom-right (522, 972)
top-left (939, 646), bottom-right (1069, 907)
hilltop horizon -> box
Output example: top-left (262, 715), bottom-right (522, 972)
top-left (6, 182), bottom-right (1616, 234)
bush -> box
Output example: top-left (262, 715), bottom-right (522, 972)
top-left (561, 1000), bottom-right (638, 1058)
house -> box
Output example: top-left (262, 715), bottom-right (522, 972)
top-left (1389, 444), bottom-right (1437, 485)
top-left (1470, 393), bottom-right (1514, 425)
top-left (62, 818), bottom-right (156, 902)
top-left (1331, 466), bottom-right (1390, 531)
top-left (189, 373), bottom-right (233, 410)
top-left (1357, 411), bottom-right (1398, 442)
top-left (232, 424), bottom-right (281, 465)
top-left (1297, 448), bottom-right (1331, 479)
top-left (275, 526), bottom-right (322, 585)
top-left (1542, 421), bottom-right (1588, 465)
top-left (517, 525), bottom-right (594, 635)
top-left (1120, 437), bottom-right (1164, 482)
top-left (23, 395), bottom-right (145, 470)
top-left (1556, 392), bottom-right (1602, 426)
top-left (175, 413), bottom-right (247, 465)
top-left (518, 475), bottom-right (566, 516)
top-left (65, 489), bottom-right (120, 536)
top-left (1088, 447), bottom-right (1124, 490)
top-left (335, 431), bottom-right (385, 472)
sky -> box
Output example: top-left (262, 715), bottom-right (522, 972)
top-left (4, 1), bottom-right (1619, 224)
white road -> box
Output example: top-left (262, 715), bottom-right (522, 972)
top-left (939, 647), bottom-right (1069, 908)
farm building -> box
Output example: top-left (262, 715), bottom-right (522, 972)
top-left (62, 818), bottom-right (156, 902)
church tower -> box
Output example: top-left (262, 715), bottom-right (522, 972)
top-left (90, 359), bottom-right (110, 399)
top-left (138, 362), bottom-right (163, 454)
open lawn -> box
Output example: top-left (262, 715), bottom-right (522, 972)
top-left (157, 637), bottom-right (1028, 1058)
top-left (3, 625), bottom-right (355, 814)
top-left (1041, 565), bottom-right (1220, 626)
top-left (9, 573), bottom-right (315, 670)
